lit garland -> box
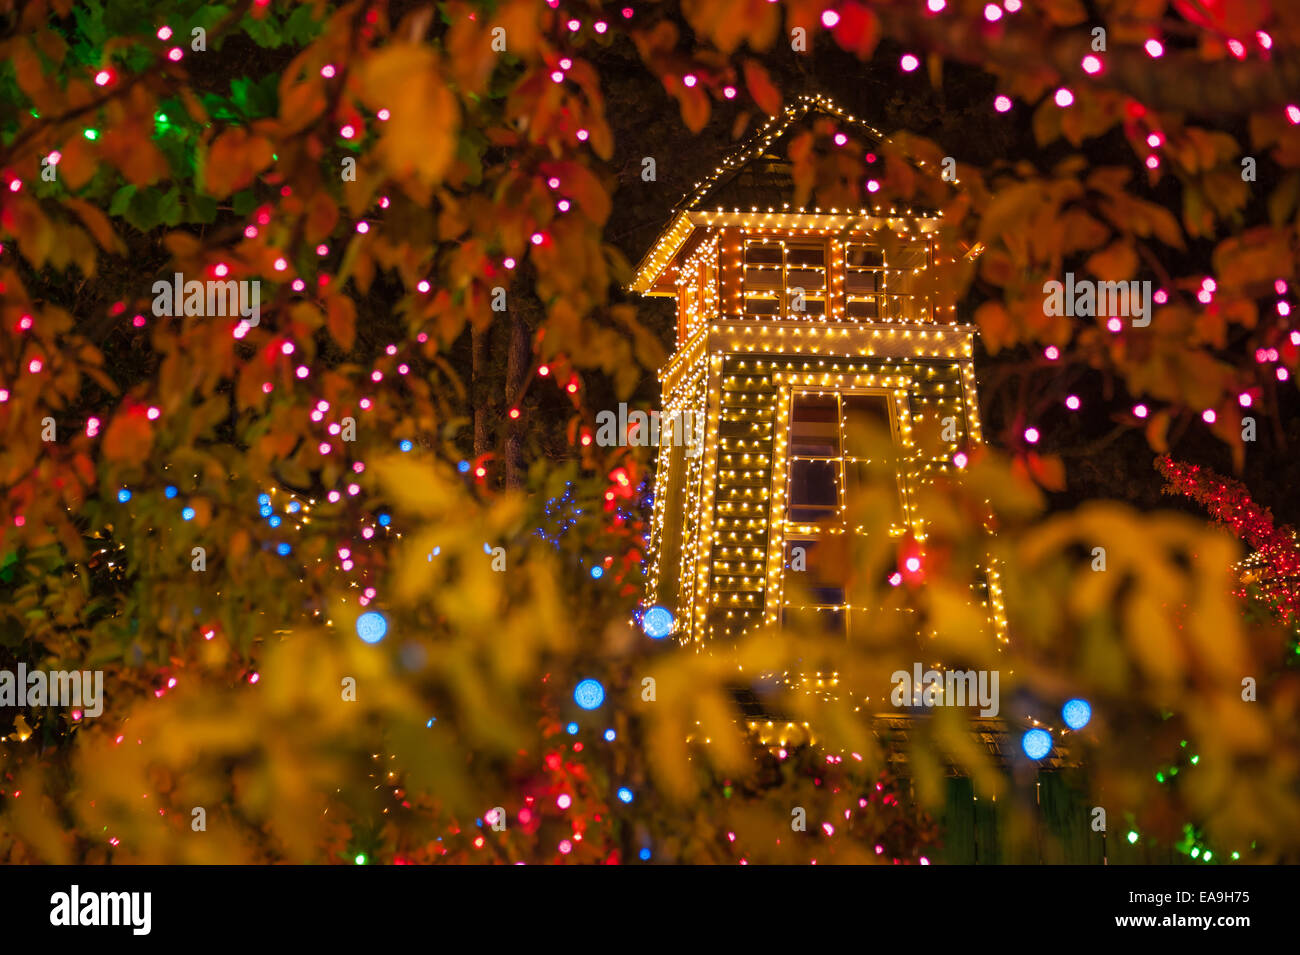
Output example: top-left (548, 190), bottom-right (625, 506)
top-left (1157, 455), bottom-right (1300, 628)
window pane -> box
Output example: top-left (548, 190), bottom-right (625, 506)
top-left (845, 459), bottom-right (903, 525)
top-left (893, 245), bottom-right (927, 270)
top-left (881, 296), bottom-right (906, 320)
top-left (788, 460), bottom-right (838, 521)
top-left (842, 393), bottom-right (893, 460)
top-left (787, 244), bottom-right (825, 267)
top-left (889, 270), bottom-right (918, 295)
top-left (846, 272), bottom-right (879, 293)
top-left (744, 244), bottom-right (783, 264)
top-left (843, 393), bottom-right (890, 432)
top-left (790, 395), bottom-right (839, 455)
top-left (847, 246), bottom-right (884, 268)
top-left (787, 268), bottom-right (825, 290)
top-left (784, 538), bottom-right (846, 595)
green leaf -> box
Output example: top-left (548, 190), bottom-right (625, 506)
top-left (242, 16), bottom-right (283, 48)
top-left (231, 74), bottom-right (278, 119)
top-left (232, 189), bottom-right (257, 216)
top-left (158, 187), bottom-right (182, 227)
top-left (125, 187), bottom-right (162, 232)
top-left (72, 0), bottom-right (109, 47)
top-left (108, 184), bottom-right (136, 217)
top-left (189, 193), bottom-right (218, 224)
top-left (283, 4), bottom-right (324, 44)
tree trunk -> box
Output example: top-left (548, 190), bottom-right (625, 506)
top-left (504, 310), bottom-right (530, 489)
top-left (471, 323), bottom-right (490, 459)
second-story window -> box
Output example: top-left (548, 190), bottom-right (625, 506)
top-left (743, 237), bottom-right (826, 319)
top-left (845, 242), bottom-right (931, 321)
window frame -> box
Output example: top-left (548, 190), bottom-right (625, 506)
top-left (742, 235), bottom-right (828, 320)
top-left (844, 239), bottom-right (934, 323)
top-left (777, 387), bottom-right (907, 638)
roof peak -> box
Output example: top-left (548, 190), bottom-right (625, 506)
top-left (672, 93), bottom-right (893, 215)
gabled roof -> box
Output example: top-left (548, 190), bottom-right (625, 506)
top-left (630, 93), bottom-right (943, 295)
top-left (673, 93), bottom-right (890, 214)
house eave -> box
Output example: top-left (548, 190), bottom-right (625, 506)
top-left (629, 208), bottom-right (944, 296)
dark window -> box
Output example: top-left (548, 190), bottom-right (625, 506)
top-left (790, 395), bottom-right (839, 456)
top-left (781, 391), bottom-right (905, 640)
top-left (789, 460), bottom-right (838, 521)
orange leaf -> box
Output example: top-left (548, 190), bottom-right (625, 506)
top-left (201, 129), bottom-right (274, 199)
top-left (57, 135), bottom-right (97, 191)
top-left (65, 199), bottom-right (124, 255)
top-left (549, 162), bottom-right (611, 225)
top-left (676, 85), bottom-right (711, 134)
top-left (1026, 452), bottom-right (1066, 491)
top-left (743, 60), bottom-right (781, 116)
top-left (103, 409), bottom-right (154, 464)
top-left (326, 295), bottom-right (356, 352)
top-left (305, 192), bottom-right (339, 243)
top-left (1085, 241), bottom-right (1137, 281)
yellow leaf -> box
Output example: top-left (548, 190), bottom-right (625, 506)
top-left (361, 45), bottom-right (458, 186)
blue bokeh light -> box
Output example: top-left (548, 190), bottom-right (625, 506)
top-left (642, 605), bottom-right (673, 639)
top-left (590, 565), bottom-right (603, 579)
top-left (574, 679), bottom-right (605, 710)
top-left (1062, 698), bottom-right (1092, 731)
top-left (181, 507), bottom-right (195, 521)
top-left (378, 513), bottom-right (391, 527)
top-left (399, 439), bottom-right (413, 452)
top-left (638, 848), bottom-right (651, 861)
top-left (1022, 728), bottom-right (1053, 760)
top-left (356, 611), bottom-right (388, 644)
top-left (276, 543), bottom-right (291, 556)
top-left (566, 721), bottom-right (579, 735)
top-left (617, 787), bottom-right (633, 803)
top-left (268, 515), bottom-right (281, 528)
top-left (604, 729), bottom-right (616, 742)
top-left (457, 460), bottom-right (470, 473)
top-left (165, 485), bottom-right (178, 499)
top-left (117, 488), bottom-right (131, 503)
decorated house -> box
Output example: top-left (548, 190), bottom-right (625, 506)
top-left (630, 96), bottom-right (1143, 863)
top-left (634, 94), bottom-right (1006, 655)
